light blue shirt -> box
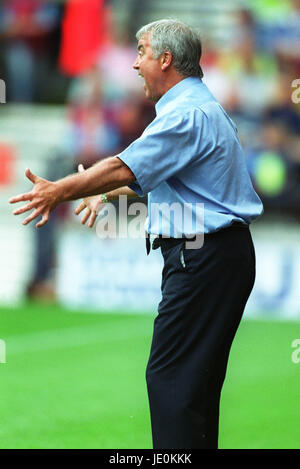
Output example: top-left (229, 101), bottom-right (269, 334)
top-left (118, 77), bottom-right (263, 237)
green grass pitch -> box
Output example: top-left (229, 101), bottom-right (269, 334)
top-left (0, 301), bottom-right (299, 449)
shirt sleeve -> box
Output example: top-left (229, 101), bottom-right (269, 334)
top-left (117, 109), bottom-right (207, 196)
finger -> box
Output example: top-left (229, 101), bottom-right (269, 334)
top-left (9, 192), bottom-right (32, 204)
top-left (74, 201), bottom-right (86, 215)
top-left (36, 212), bottom-right (50, 229)
top-left (13, 201), bottom-right (35, 216)
top-left (78, 164), bottom-right (85, 173)
top-left (22, 208), bottom-right (41, 226)
top-left (25, 168), bottom-right (38, 184)
top-left (89, 211), bottom-right (98, 228)
top-left (81, 208), bottom-right (91, 225)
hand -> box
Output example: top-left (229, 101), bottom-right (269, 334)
top-left (74, 164), bottom-right (105, 228)
top-left (9, 168), bottom-right (60, 228)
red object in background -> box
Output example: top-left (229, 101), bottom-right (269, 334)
top-left (0, 143), bottom-right (16, 186)
top-left (59, 0), bottom-right (112, 76)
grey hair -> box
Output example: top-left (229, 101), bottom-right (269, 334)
top-left (136, 19), bottom-right (204, 78)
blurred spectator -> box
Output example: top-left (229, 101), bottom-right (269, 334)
top-left (265, 0), bottom-right (300, 53)
top-left (97, 27), bottom-right (143, 103)
top-left (27, 151), bottom-right (74, 301)
top-left (252, 0), bottom-right (300, 74)
top-left (0, 0), bottom-right (61, 102)
top-left (64, 98), bottom-right (121, 168)
top-left (274, 0), bottom-right (300, 76)
top-left (218, 26), bottom-right (279, 117)
top-left (201, 39), bottom-right (234, 108)
top-left (215, 34), bottom-right (279, 146)
top-left (264, 71), bottom-right (300, 143)
top-left (64, 21), bottom-right (156, 168)
top-left (116, 95), bottom-right (156, 149)
top-left (245, 116), bottom-right (300, 214)
top-left (59, 0), bottom-right (112, 77)
top-left (96, 25), bottom-right (156, 147)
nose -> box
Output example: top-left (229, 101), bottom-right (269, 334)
top-left (133, 55), bottom-right (139, 70)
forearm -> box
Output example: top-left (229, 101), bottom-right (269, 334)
top-left (106, 186), bottom-right (138, 201)
top-left (56, 157), bottom-right (135, 203)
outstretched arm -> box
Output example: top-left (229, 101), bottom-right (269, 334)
top-left (9, 156), bottom-right (135, 228)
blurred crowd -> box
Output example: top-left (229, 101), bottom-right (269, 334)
top-left (203, 3), bottom-right (300, 215)
top-left (0, 0), bottom-right (65, 102)
top-left (0, 0), bottom-right (299, 298)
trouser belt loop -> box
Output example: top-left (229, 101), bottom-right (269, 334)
top-left (146, 232), bottom-right (151, 255)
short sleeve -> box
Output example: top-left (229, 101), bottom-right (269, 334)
top-left (117, 109), bottom-right (207, 196)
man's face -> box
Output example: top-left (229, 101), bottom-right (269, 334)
top-left (133, 33), bottom-right (163, 103)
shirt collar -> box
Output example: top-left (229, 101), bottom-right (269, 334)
top-left (155, 76), bottom-right (202, 115)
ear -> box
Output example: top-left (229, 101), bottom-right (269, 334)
top-left (160, 51), bottom-right (172, 71)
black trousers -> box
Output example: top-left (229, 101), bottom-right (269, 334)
top-left (146, 225), bottom-right (256, 449)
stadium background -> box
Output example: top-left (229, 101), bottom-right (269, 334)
top-left (0, 0), bottom-right (300, 449)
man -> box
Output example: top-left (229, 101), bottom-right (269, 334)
top-left (10, 19), bottom-right (263, 449)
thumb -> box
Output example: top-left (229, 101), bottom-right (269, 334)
top-left (25, 168), bottom-right (38, 184)
top-left (78, 164), bottom-right (85, 173)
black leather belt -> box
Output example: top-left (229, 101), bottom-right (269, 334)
top-left (146, 222), bottom-right (248, 255)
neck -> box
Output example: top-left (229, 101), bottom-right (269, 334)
top-left (154, 73), bottom-right (187, 103)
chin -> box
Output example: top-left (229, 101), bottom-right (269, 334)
top-left (144, 85), bottom-right (160, 103)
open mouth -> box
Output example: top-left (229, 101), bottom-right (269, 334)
top-left (138, 74), bottom-right (146, 90)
